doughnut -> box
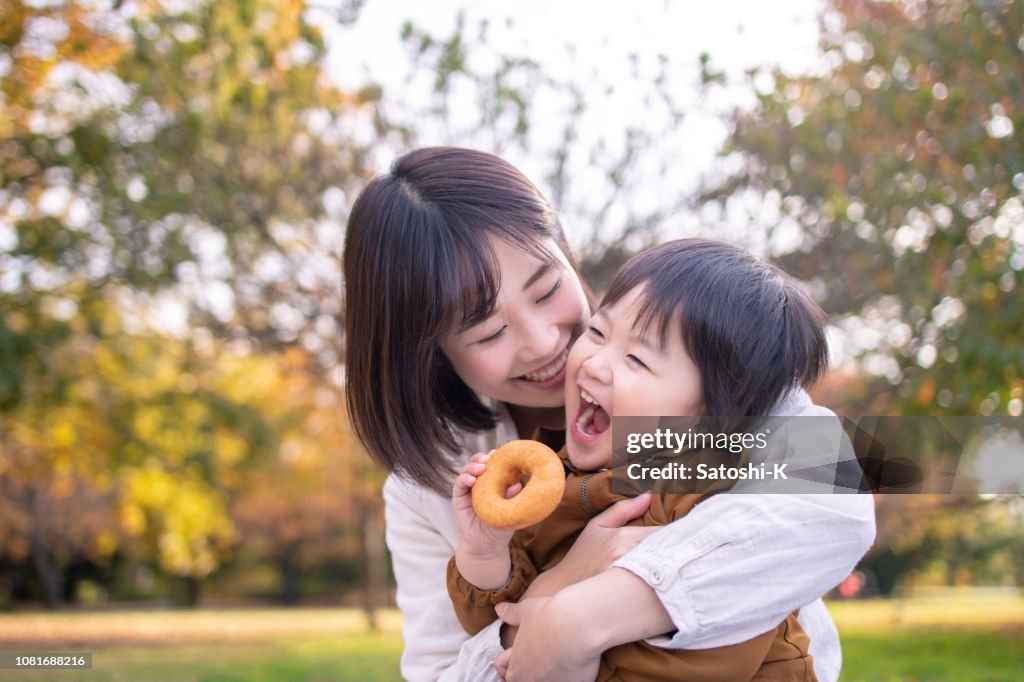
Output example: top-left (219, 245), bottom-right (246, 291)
top-left (472, 440), bottom-right (565, 531)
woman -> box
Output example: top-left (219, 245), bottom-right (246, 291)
top-left (344, 147), bottom-right (874, 682)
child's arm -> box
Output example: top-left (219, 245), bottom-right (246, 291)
top-left (448, 451), bottom-right (538, 635)
top-left (451, 451), bottom-right (515, 590)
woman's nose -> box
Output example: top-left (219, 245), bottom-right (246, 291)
top-left (519, 317), bottom-right (561, 365)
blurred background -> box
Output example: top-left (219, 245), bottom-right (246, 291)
top-left (1, 0), bottom-right (1022, 679)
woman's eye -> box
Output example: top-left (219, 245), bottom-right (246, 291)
top-left (478, 326), bottom-right (507, 344)
top-left (627, 354), bottom-right (649, 370)
top-left (587, 326), bottom-right (605, 340)
top-left (536, 278), bottom-right (561, 303)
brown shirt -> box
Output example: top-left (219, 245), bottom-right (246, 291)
top-left (447, 442), bottom-right (817, 682)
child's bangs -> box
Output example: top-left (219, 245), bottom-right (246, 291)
top-left (601, 266), bottom-right (688, 353)
top-left (633, 291), bottom-right (685, 352)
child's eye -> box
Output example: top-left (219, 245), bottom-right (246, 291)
top-left (536, 278), bottom-right (561, 303)
top-left (587, 326), bottom-right (605, 340)
top-left (477, 325), bottom-right (507, 344)
top-left (627, 354), bottom-right (649, 370)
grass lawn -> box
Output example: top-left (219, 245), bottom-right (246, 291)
top-left (0, 609), bottom-right (402, 681)
top-left (832, 589), bottom-right (1024, 682)
top-left (0, 590), bottom-right (1021, 681)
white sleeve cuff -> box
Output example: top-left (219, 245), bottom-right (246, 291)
top-left (439, 620), bottom-right (504, 682)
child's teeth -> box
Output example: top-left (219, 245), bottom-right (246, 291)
top-left (576, 405), bottom-right (595, 430)
top-left (580, 388), bottom-right (598, 405)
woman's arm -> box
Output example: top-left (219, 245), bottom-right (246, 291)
top-left (499, 493), bottom-right (874, 681)
top-left (611, 399), bottom-right (876, 650)
top-left (500, 405), bottom-right (875, 680)
top-left (384, 475), bottom-right (504, 682)
top-left (611, 492), bottom-right (875, 648)
top-left (495, 568), bottom-right (670, 682)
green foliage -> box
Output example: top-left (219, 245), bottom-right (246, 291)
top-left (702, 0), bottom-right (1024, 415)
top-left (699, 0), bottom-right (1024, 595)
top-left (2, 0), bottom-right (369, 361)
top-left (1, 0), bottom-right (379, 605)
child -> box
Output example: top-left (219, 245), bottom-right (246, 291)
top-left (448, 239), bottom-right (828, 681)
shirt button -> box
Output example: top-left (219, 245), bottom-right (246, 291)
top-left (649, 568), bottom-right (665, 585)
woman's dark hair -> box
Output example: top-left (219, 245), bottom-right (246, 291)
top-left (344, 147), bottom-right (581, 495)
top-left (602, 239), bottom-right (828, 422)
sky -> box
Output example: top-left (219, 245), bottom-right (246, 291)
top-left (316, 0), bottom-right (826, 248)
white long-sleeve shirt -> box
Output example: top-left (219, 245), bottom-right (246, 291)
top-left (383, 391), bottom-right (876, 682)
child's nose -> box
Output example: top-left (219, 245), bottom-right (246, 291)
top-left (580, 351), bottom-right (612, 385)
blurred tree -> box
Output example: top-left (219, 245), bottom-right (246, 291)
top-left (0, 298), bottom-right (366, 607)
top-left (699, 0), bottom-right (1024, 594)
top-left (0, 295), bottom-right (124, 608)
top-left (0, 0), bottom-right (128, 411)
top-left (397, 14), bottom-right (694, 292)
top-left (700, 0), bottom-right (1024, 415)
top-left (863, 494), bottom-right (1024, 594)
top-left (1, 0), bottom-right (380, 606)
top-left (0, 459), bottom-right (119, 609)
top-left (231, 348), bottom-right (355, 606)
top-left (0, 299), bottom-right (238, 607)
top-left (1, 0), bottom-right (378, 386)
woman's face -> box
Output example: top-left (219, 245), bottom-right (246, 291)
top-left (441, 235), bottom-right (589, 409)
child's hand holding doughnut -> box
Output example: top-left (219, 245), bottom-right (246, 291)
top-left (452, 451), bottom-right (521, 558)
top-left (452, 440), bottom-right (566, 591)
top-left (471, 440), bottom-right (565, 531)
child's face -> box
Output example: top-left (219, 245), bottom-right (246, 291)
top-left (565, 286), bottom-right (704, 470)
top-left (442, 235), bottom-right (589, 409)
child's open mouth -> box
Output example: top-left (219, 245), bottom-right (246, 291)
top-left (574, 387), bottom-right (611, 438)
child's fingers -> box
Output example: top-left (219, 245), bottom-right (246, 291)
top-left (504, 482), bottom-right (523, 499)
top-left (459, 462), bottom-right (485, 478)
top-left (469, 450), bottom-right (494, 465)
top-left (452, 472), bottom-right (477, 499)
top-left (460, 460), bottom-right (487, 477)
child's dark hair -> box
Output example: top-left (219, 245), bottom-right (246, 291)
top-left (602, 239), bottom-right (828, 420)
top-left (344, 147), bottom-right (583, 495)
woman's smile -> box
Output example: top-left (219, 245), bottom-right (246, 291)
top-left (442, 236), bottom-right (589, 409)
top-left (516, 346), bottom-right (570, 386)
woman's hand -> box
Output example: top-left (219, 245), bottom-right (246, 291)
top-left (495, 568), bottom-right (676, 681)
top-left (520, 493), bottom-right (657, 599)
top-left (493, 595), bottom-right (600, 682)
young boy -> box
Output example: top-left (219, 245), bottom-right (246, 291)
top-left (449, 239), bottom-right (827, 681)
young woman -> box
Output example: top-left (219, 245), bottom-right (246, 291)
top-left (343, 147), bottom-right (874, 682)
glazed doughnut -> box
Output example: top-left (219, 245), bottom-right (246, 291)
top-left (472, 440), bottom-right (565, 531)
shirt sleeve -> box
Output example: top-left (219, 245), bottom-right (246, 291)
top-left (613, 491), bottom-right (875, 650)
top-left (383, 476), bottom-right (505, 682)
top-left (447, 541), bottom-right (538, 635)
